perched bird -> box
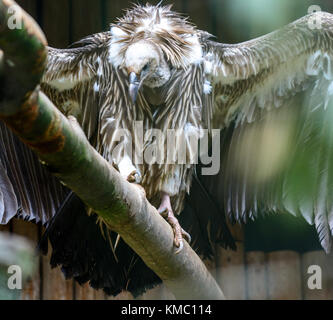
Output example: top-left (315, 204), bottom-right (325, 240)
top-left (1, 3), bottom-right (333, 296)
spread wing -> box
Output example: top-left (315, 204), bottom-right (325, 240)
top-left (201, 12), bottom-right (333, 252)
top-left (0, 31), bottom-right (124, 226)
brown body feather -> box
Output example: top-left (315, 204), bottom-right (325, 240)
top-left (42, 6), bottom-right (207, 214)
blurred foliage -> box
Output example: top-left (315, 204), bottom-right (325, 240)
top-left (208, 0), bottom-right (333, 42)
top-left (0, 233), bottom-right (36, 300)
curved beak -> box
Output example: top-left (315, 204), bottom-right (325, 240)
top-left (129, 72), bottom-right (141, 104)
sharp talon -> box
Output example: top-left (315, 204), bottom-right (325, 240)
top-left (158, 207), bottom-right (169, 218)
top-left (175, 240), bottom-right (183, 254)
top-left (182, 229), bottom-right (191, 244)
top-left (173, 236), bottom-right (180, 248)
top-left (112, 162), bottom-right (119, 171)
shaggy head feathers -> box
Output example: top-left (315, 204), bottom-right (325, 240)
top-left (109, 3), bottom-right (203, 69)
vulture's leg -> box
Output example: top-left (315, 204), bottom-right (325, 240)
top-left (158, 192), bottom-right (191, 253)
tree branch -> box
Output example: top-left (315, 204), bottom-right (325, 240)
top-left (0, 0), bottom-right (225, 300)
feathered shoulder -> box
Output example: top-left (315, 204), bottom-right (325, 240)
top-left (43, 32), bottom-right (111, 84)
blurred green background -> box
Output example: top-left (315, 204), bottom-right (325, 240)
top-left (16, 0), bottom-right (333, 46)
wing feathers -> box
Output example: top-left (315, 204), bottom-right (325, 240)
top-left (41, 32), bottom-right (113, 142)
top-left (0, 163), bottom-right (18, 224)
top-left (201, 12), bottom-right (333, 251)
top-left (43, 32), bottom-right (111, 84)
top-left (0, 122), bottom-right (67, 225)
top-left (204, 12), bottom-right (333, 128)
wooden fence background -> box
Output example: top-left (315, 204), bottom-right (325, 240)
top-left (0, 0), bottom-right (332, 300)
top-left (1, 220), bottom-right (333, 300)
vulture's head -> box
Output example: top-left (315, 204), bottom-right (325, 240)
top-left (124, 40), bottom-right (171, 103)
top-left (108, 4), bottom-right (203, 103)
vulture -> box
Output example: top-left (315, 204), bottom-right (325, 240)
top-left (1, 3), bottom-right (333, 296)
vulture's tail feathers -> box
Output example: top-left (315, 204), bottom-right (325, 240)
top-left (38, 192), bottom-right (161, 297)
top-left (38, 191), bottom-right (74, 255)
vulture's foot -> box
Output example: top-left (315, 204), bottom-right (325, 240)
top-left (126, 169), bottom-right (142, 184)
top-left (158, 192), bottom-right (191, 254)
top-left (116, 157), bottom-right (142, 183)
